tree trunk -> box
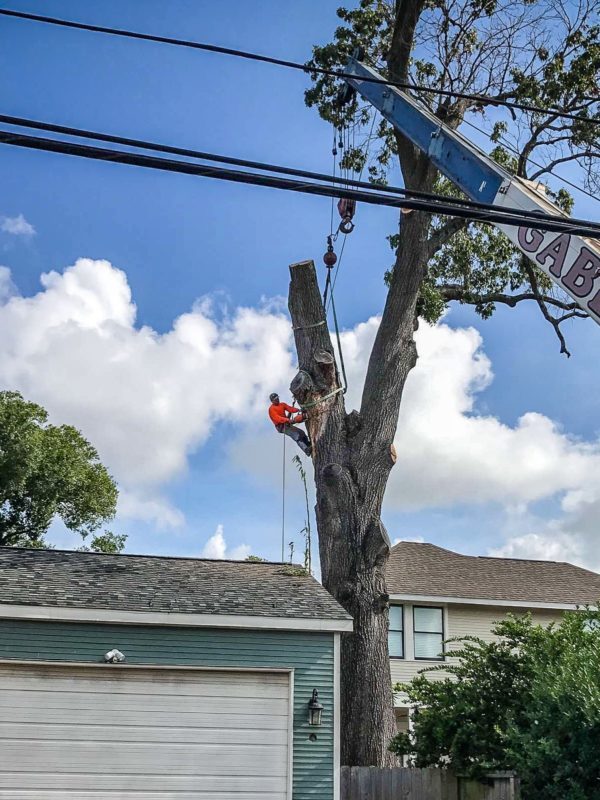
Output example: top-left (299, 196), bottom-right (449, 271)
top-left (288, 204), bottom-right (432, 766)
top-left (287, 262), bottom-right (391, 765)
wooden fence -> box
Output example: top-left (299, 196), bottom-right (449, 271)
top-left (340, 767), bottom-right (520, 800)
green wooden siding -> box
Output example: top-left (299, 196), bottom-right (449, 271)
top-left (0, 619), bottom-right (336, 800)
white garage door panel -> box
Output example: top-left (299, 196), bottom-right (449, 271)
top-left (0, 722), bottom-right (287, 744)
top-left (0, 689), bottom-right (288, 715)
top-left (0, 774), bottom-right (286, 796)
top-left (0, 670), bottom-right (290, 698)
top-left (0, 707), bottom-right (287, 729)
top-left (0, 794), bottom-right (276, 800)
top-left (1, 741), bottom-right (288, 774)
top-left (0, 665), bottom-right (291, 799)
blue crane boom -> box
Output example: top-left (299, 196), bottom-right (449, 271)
top-left (342, 58), bottom-right (600, 326)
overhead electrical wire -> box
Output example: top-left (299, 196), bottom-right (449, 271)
top-left (2, 128), bottom-right (600, 238)
top-left (460, 114), bottom-right (600, 209)
top-left (4, 113), bottom-right (600, 234)
top-left (1, 7), bottom-right (599, 127)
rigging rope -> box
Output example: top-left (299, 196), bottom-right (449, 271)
top-left (281, 430), bottom-right (286, 562)
top-left (320, 112), bottom-right (379, 397)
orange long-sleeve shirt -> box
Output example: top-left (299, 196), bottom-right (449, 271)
top-left (268, 401), bottom-right (299, 426)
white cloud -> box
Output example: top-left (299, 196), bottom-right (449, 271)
top-left (489, 532), bottom-right (583, 564)
top-left (118, 490), bottom-right (185, 530)
top-left (489, 485), bottom-right (600, 572)
top-left (392, 536), bottom-right (425, 545)
top-left (335, 316), bottom-right (600, 511)
top-left (1, 214), bottom-right (35, 236)
top-left (0, 259), bottom-right (294, 490)
top-left (336, 316), bottom-right (600, 570)
top-left (0, 266), bottom-right (16, 302)
top-left (200, 524), bottom-right (251, 560)
top-left (4, 257), bottom-right (600, 569)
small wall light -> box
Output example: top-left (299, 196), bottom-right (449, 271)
top-left (308, 688), bottom-right (324, 726)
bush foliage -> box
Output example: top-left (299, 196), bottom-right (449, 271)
top-left (390, 609), bottom-right (600, 799)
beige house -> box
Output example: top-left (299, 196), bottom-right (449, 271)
top-left (387, 541), bottom-right (600, 731)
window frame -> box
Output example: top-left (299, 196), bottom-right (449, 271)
top-left (413, 605), bottom-right (445, 661)
top-left (388, 604), bottom-right (405, 660)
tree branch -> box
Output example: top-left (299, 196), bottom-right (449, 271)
top-left (530, 151), bottom-right (600, 181)
top-left (427, 217), bottom-right (469, 259)
top-left (438, 284), bottom-right (583, 312)
top-left (522, 261), bottom-right (573, 356)
top-left (358, 211), bottom-right (431, 448)
top-left (438, 279), bottom-right (590, 357)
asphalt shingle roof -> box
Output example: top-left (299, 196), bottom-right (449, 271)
top-left (0, 548), bottom-right (351, 621)
top-left (387, 541), bottom-right (600, 606)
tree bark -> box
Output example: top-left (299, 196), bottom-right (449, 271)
top-left (288, 190), bottom-right (434, 765)
top-left (286, 0), bottom-right (451, 768)
top-left (288, 260), bottom-right (396, 766)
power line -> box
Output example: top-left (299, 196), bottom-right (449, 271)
top-left (2, 7), bottom-right (599, 127)
top-left (2, 128), bottom-right (600, 237)
top-left (4, 113), bottom-right (600, 233)
top-left (461, 115), bottom-right (600, 209)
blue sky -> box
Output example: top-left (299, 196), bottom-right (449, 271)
top-left (2, 0), bottom-right (600, 568)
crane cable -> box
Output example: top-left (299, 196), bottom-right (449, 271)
top-left (321, 124), bottom-right (349, 397)
top-left (321, 112), bottom-right (379, 398)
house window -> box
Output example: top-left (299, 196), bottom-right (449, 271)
top-left (413, 606), bottom-right (444, 660)
top-left (389, 605), bottom-right (404, 658)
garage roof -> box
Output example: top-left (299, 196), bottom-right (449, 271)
top-left (388, 541), bottom-right (600, 606)
top-left (0, 548), bottom-right (352, 624)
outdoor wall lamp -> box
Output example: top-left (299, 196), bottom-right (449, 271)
top-left (308, 688), bottom-right (324, 726)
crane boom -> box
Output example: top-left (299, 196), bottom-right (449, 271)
top-left (342, 58), bottom-right (600, 326)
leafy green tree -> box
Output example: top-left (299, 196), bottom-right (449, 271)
top-left (78, 531), bottom-right (127, 554)
top-left (390, 610), bottom-right (600, 799)
top-left (0, 391), bottom-right (118, 547)
top-left (292, 0), bottom-right (600, 765)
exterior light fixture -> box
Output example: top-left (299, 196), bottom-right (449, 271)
top-left (308, 688), bottom-right (324, 726)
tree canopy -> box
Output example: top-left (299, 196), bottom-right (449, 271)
top-left (291, 0), bottom-right (600, 766)
top-left (306, 0), bottom-right (600, 354)
top-left (0, 391), bottom-right (118, 547)
top-left (390, 610), bottom-right (600, 799)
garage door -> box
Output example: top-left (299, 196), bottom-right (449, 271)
top-left (0, 663), bottom-right (291, 799)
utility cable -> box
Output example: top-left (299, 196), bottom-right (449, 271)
top-left (461, 114), bottom-right (600, 210)
top-left (5, 113), bottom-right (600, 229)
top-left (1, 7), bottom-right (599, 127)
top-left (3, 129), bottom-right (600, 236)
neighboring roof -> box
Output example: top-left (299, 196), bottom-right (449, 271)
top-left (388, 541), bottom-right (600, 606)
top-left (0, 548), bottom-right (351, 623)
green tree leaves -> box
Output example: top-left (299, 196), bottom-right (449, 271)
top-left (390, 609), bottom-right (600, 799)
top-left (0, 391), bottom-right (118, 547)
top-left (305, 0), bottom-right (600, 351)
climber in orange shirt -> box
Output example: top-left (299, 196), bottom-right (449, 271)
top-left (268, 393), bottom-right (312, 457)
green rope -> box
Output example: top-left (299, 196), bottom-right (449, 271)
top-left (293, 319), bottom-right (326, 331)
top-left (300, 386), bottom-right (344, 411)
